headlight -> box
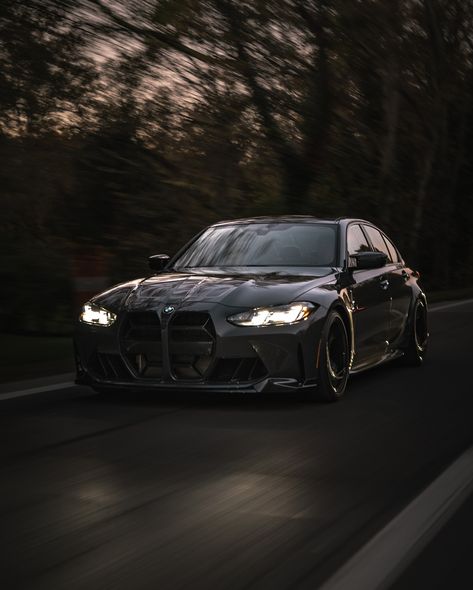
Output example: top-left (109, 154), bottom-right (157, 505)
top-left (79, 303), bottom-right (117, 327)
top-left (227, 302), bottom-right (315, 327)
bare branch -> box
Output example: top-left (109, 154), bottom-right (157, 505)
top-left (87, 0), bottom-right (226, 66)
top-left (214, 0), bottom-right (296, 161)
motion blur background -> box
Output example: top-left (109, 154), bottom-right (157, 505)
top-left (1, 0), bottom-right (473, 341)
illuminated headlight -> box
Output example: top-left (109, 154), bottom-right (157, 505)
top-left (227, 302), bottom-right (315, 327)
top-left (79, 303), bottom-right (117, 327)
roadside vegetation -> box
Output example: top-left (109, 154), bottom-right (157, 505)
top-left (0, 334), bottom-right (74, 382)
top-left (2, 0), bottom-right (473, 335)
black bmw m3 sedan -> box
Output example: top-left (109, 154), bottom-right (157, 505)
top-left (74, 217), bottom-right (428, 401)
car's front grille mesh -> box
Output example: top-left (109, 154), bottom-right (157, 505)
top-left (169, 312), bottom-right (215, 380)
top-left (109, 310), bottom-right (267, 383)
top-left (122, 312), bottom-right (161, 341)
top-left (121, 312), bottom-right (163, 378)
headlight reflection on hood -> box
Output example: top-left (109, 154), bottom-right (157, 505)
top-left (227, 302), bottom-right (316, 327)
top-left (79, 303), bottom-right (117, 327)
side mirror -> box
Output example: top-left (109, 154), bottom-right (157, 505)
top-left (148, 254), bottom-right (170, 272)
top-left (353, 251), bottom-right (387, 270)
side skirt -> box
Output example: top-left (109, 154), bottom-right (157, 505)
top-left (349, 350), bottom-right (404, 375)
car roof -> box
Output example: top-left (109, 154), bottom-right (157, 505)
top-left (211, 216), bottom-right (368, 226)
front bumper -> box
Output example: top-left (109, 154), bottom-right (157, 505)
top-left (74, 301), bottom-right (326, 393)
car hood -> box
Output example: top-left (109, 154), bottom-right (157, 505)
top-left (120, 268), bottom-right (336, 311)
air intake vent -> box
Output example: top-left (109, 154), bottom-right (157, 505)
top-left (88, 352), bottom-right (132, 381)
top-left (209, 357), bottom-right (268, 383)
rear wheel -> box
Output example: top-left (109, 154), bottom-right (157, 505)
top-left (400, 298), bottom-right (428, 366)
top-left (315, 310), bottom-right (350, 402)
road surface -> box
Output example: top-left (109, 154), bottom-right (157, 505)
top-left (1, 300), bottom-right (472, 589)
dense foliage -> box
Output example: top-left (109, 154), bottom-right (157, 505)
top-left (1, 0), bottom-right (473, 332)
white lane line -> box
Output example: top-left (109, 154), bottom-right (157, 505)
top-left (430, 297), bottom-right (473, 312)
top-left (319, 445), bottom-right (473, 590)
top-left (0, 381), bottom-right (76, 401)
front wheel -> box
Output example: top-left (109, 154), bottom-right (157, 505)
top-left (315, 310), bottom-right (350, 402)
top-left (400, 297), bottom-right (428, 366)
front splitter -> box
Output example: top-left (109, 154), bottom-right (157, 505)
top-left (76, 372), bottom-right (318, 395)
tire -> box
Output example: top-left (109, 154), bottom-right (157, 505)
top-left (400, 297), bottom-right (428, 366)
top-left (314, 310), bottom-right (350, 402)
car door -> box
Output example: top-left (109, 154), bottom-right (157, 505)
top-left (381, 232), bottom-right (412, 342)
top-left (346, 224), bottom-right (391, 368)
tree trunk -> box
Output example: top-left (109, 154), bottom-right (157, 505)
top-left (281, 156), bottom-right (314, 214)
top-left (410, 134), bottom-right (438, 261)
top-left (378, 56), bottom-right (401, 226)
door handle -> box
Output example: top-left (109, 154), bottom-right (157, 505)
top-left (379, 278), bottom-right (389, 290)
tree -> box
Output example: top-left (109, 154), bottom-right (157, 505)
top-left (0, 0), bottom-right (97, 136)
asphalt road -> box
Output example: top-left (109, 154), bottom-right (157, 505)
top-left (1, 300), bottom-right (473, 590)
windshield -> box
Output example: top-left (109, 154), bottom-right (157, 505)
top-left (173, 223), bottom-right (337, 269)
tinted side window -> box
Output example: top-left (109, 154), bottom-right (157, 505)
top-left (382, 234), bottom-right (400, 263)
top-left (364, 225), bottom-right (392, 262)
top-left (347, 224), bottom-right (371, 266)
